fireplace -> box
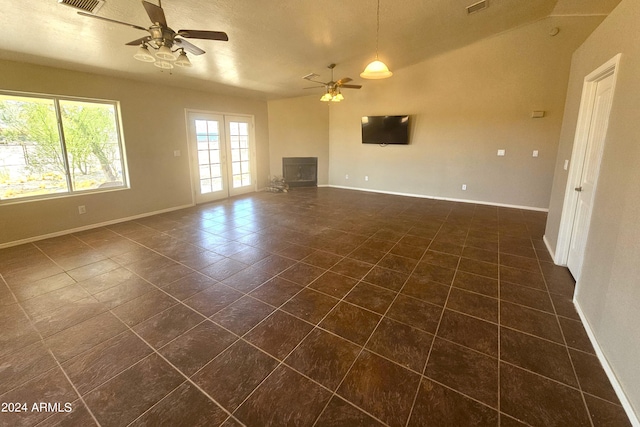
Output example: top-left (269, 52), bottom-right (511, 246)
top-left (282, 157), bottom-right (318, 187)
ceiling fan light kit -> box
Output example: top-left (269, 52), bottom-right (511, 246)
top-left (304, 63), bottom-right (362, 103)
top-left (361, 0), bottom-right (392, 80)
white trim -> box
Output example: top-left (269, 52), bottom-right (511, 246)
top-left (555, 54), bottom-right (622, 265)
top-left (0, 203), bottom-right (194, 249)
top-left (574, 300), bottom-right (640, 427)
top-left (327, 185), bottom-right (548, 212)
top-left (543, 234), bottom-right (557, 263)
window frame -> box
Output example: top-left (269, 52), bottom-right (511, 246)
top-left (0, 90), bottom-right (129, 204)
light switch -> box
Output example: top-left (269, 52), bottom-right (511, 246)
top-left (564, 159), bottom-right (569, 170)
top-left (497, 149), bottom-right (506, 157)
top-left (533, 150), bottom-right (539, 157)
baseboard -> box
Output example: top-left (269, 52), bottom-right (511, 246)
top-left (573, 300), bottom-right (640, 427)
top-left (326, 185), bottom-right (549, 212)
top-left (0, 203), bottom-right (194, 249)
top-left (543, 234), bottom-right (557, 264)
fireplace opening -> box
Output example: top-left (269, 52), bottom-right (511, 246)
top-left (282, 157), bottom-right (318, 187)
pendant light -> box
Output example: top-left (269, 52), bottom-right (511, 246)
top-left (361, 0), bottom-right (392, 79)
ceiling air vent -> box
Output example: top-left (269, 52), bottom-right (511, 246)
top-left (466, 0), bottom-right (488, 15)
top-left (58, 0), bottom-right (104, 14)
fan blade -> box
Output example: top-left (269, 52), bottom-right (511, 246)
top-left (303, 85), bottom-right (326, 89)
top-left (126, 36), bottom-right (152, 46)
top-left (336, 77), bottom-right (352, 85)
top-left (142, 0), bottom-right (167, 26)
top-left (77, 11), bottom-right (147, 31)
top-left (340, 84), bottom-right (362, 89)
top-left (178, 30), bottom-right (229, 41)
top-left (174, 38), bottom-right (205, 55)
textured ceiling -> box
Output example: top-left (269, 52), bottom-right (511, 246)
top-left (0, 0), bottom-right (621, 100)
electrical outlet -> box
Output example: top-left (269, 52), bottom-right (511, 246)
top-left (462, 184), bottom-right (467, 191)
top-left (78, 205), bottom-right (86, 214)
top-left (345, 174), bottom-right (349, 179)
top-left (173, 150), bottom-right (181, 157)
top-left (365, 175), bottom-right (369, 181)
top-left (533, 150), bottom-right (539, 157)
top-left (497, 149), bottom-right (506, 156)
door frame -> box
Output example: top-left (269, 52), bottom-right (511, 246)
top-left (184, 109), bottom-right (257, 205)
top-left (554, 54), bottom-right (621, 267)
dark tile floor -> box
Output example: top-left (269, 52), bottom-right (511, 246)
top-left (0, 188), bottom-right (632, 427)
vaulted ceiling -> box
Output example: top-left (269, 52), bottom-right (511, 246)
top-left (0, 0), bottom-right (621, 100)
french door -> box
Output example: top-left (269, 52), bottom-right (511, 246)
top-left (187, 112), bottom-right (256, 204)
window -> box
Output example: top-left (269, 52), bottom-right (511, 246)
top-left (0, 92), bottom-right (128, 202)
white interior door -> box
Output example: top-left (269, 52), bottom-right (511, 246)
top-left (567, 73), bottom-right (614, 280)
top-left (188, 112), bottom-right (255, 204)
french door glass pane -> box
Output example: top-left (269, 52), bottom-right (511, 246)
top-left (195, 119), bottom-right (223, 194)
top-left (200, 179), bottom-right (212, 194)
top-left (211, 177), bottom-right (222, 191)
top-left (228, 121), bottom-right (251, 189)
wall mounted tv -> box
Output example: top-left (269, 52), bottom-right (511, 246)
top-left (361, 115), bottom-right (410, 145)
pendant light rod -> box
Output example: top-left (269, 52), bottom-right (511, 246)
top-left (375, 0), bottom-right (380, 59)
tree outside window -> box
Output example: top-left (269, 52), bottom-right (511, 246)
top-left (0, 93), bottom-right (127, 201)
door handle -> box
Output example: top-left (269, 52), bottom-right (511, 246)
top-left (575, 186), bottom-right (583, 192)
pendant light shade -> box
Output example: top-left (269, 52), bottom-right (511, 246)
top-left (174, 50), bottom-right (192, 68)
top-left (360, 60), bottom-right (393, 79)
top-left (154, 60), bottom-right (174, 69)
top-left (320, 92), bottom-right (333, 102)
top-left (156, 45), bottom-right (176, 61)
top-left (361, 0), bottom-right (392, 80)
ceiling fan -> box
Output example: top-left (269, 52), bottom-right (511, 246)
top-left (303, 64), bottom-right (362, 102)
top-left (77, 0), bottom-right (228, 68)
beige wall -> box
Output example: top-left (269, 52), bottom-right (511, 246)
top-left (0, 59), bottom-right (269, 245)
top-left (545, 0), bottom-right (640, 418)
top-left (267, 96), bottom-right (329, 184)
top-left (326, 16), bottom-right (602, 209)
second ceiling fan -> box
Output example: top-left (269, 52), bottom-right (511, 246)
top-left (303, 64), bottom-right (362, 102)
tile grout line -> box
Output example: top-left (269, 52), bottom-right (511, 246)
top-left (0, 266), bottom-right (103, 427)
top-left (534, 234), bottom-right (596, 427)
top-left (496, 207), bottom-right (503, 426)
top-left (310, 208), bottom-right (451, 427)
top-left (310, 236), bottom-right (436, 424)
top-left (2, 192), bottom-right (616, 426)
top-left (16, 231), bottom-right (249, 426)
top-left (219, 232), bottom-right (394, 425)
top-left (404, 205), bottom-right (479, 426)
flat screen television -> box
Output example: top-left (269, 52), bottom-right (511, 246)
top-left (361, 115), bottom-right (410, 145)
